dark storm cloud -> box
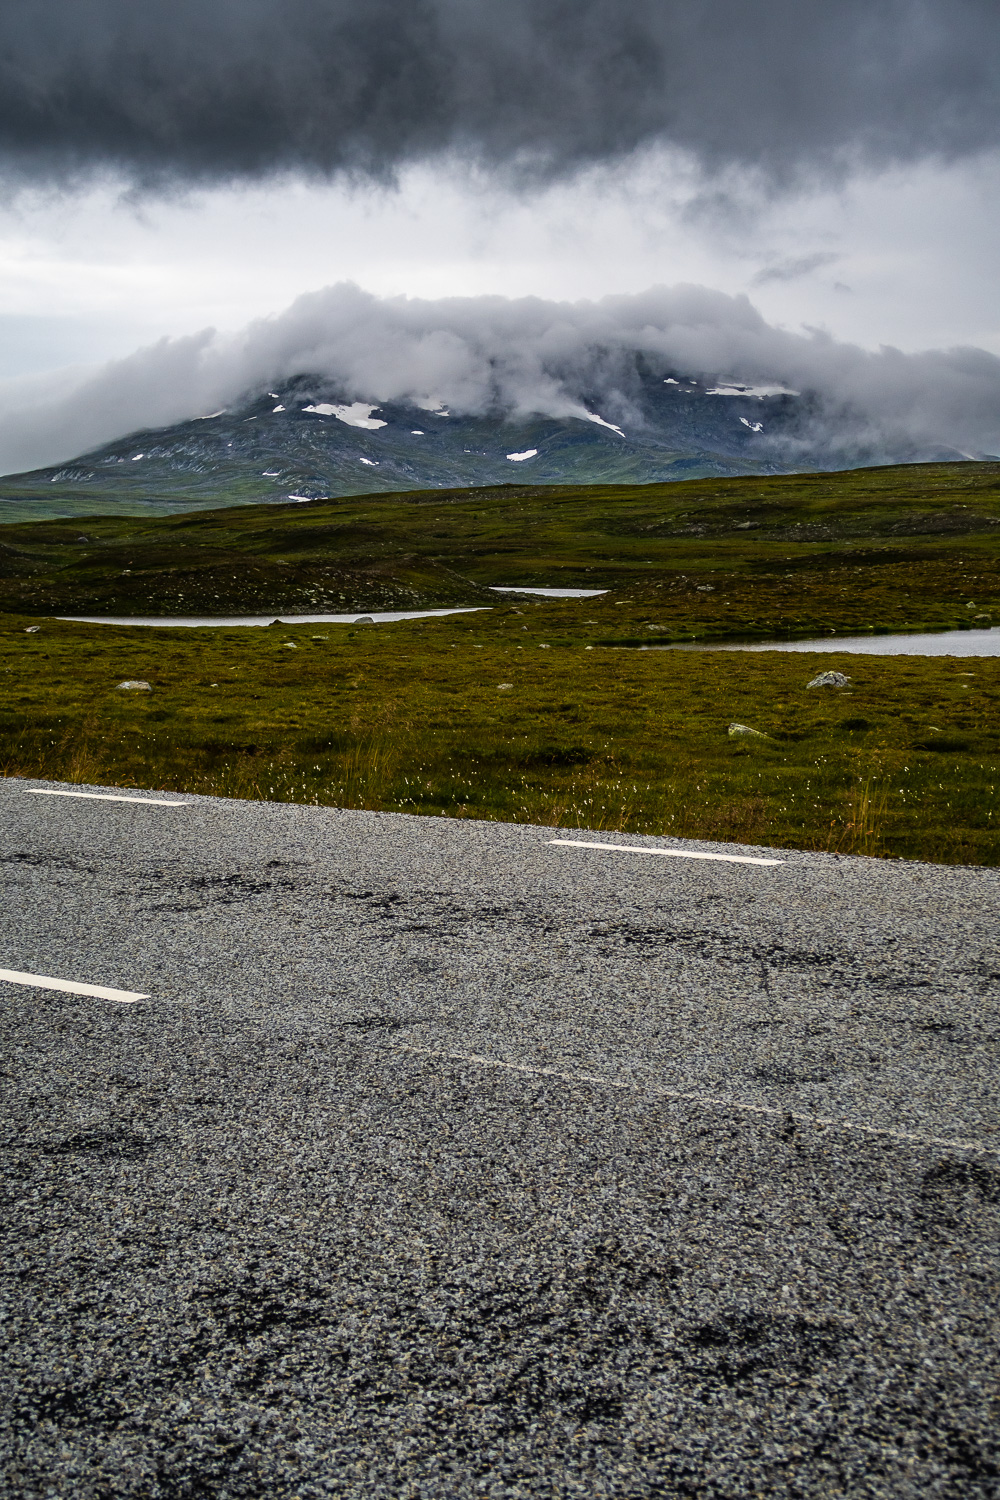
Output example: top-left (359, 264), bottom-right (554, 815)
top-left (0, 0), bottom-right (997, 188)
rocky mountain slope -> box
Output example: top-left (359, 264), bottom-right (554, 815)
top-left (0, 367), bottom-right (958, 524)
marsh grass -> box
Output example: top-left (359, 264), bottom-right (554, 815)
top-left (2, 605), bottom-right (997, 864)
top-left (3, 462), bottom-right (998, 863)
top-left (830, 769), bottom-right (894, 857)
top-left (2, 461), bottom-right (1000, 636)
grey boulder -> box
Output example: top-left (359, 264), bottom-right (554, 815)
top-left (728, 722), bottom-right (771, 739)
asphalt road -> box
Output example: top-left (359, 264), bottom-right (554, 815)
top-left (2, 777), bottom-right (999, 1499)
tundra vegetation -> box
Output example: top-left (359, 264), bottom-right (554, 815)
top-left (1, 460), bottom-right (998, 864)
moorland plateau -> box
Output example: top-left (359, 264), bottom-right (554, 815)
top-left (1, 461), bottom-right (998, 864)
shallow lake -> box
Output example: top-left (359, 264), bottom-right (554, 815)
top-left (60, 607), bottom-right (489, 629)
top-left (489, 586), bottom-right (607, 598)
top-left (62, 588), bottom-right (608, 626)
top-left (651, 627), bottom-right (1000, 657)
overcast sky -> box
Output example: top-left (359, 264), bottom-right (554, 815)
top-left (0, 0), bottom-right (998, 468)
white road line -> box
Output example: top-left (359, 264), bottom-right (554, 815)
top-left (0, 968), bottom-right (148, 1003)
top-left (397, 1045), bottom-right (995, 1157)
top-left (26, 789), bottom-right (188, 807)
top-left (549, 838), bottom-right (781, 867)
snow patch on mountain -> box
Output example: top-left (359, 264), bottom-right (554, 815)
top-left (303, 402), bottom-right (387, 429)
top-left (585, 413), bottom-right (626, 437)
top-left (707, 382), bottom-right (799, 398)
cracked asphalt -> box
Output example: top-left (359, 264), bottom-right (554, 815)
top-left (2, 776), bottom-right (999, 1499)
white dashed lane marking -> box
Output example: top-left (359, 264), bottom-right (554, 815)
top-left (398, 1046), bottom-right (996, 1157)
top-left (549, 838), bottom-right (781, 867)
top-left (26, 790), bottom-right (188, 806)
top-left (0, 968), bottom-right (148, 1004)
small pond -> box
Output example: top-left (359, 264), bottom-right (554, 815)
top-left (650, 627), bottom-right (1000, 657)
top-left (489, 587), bottom-right (607, 598)
top-left (60, 607), bottom-right (489, 629)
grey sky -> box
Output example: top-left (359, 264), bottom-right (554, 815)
top-left (1, 0), bottom-right (997, 187)
top-left (0, 1), bottom-right (997, 471)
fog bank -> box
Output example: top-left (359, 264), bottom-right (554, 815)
top-left (2, 283), bottom-right (998, 476)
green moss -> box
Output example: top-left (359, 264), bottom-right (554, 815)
top-left (2, 460), bottom-right (998, 863)
top-left (2, 606), bottom-right (997, 866)
top-left (0, 460), bottom-right (998, 631)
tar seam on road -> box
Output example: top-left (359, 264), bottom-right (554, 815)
top-left (25, 790), bottom-right (188, 806)
top-left (0, 968), bottom-right (148, 1003)
top-left (549, 838), bottom-right (782, 867)
top-left (397, 1044), bottom-right (997, 1156)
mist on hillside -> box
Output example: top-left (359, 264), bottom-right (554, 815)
top-left (1, 282), bottom-right (998, 478)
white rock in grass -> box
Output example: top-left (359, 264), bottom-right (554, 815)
top-left (117, 680), bottom-right (152, 691)
top-left (806, 670), bottom-right (851, 688)
top-left (728, 722), bottom-right (770, 739)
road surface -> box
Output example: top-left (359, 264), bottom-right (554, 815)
top-left (2, 777), bottom-right (999, 1498)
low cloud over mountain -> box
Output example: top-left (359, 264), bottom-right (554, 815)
top-left (1, 283), bottom-right (999, 480)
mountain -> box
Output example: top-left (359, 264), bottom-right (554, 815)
top-left (0, 367), bottom-right (975, 526)
top-left (0, 372), bottom-right (808, 524)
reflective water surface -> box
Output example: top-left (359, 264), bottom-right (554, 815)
top-left (60, 607), bottom-right (489, 628)
top-left (652, 627), bottom-right (1000, 657)
top-left (489, 586), bottom-right (608, 598)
